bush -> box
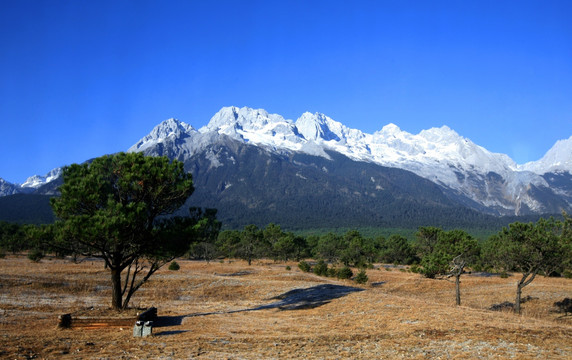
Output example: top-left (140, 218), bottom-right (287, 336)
top-left (355, 269), bottom-right (368, 284)
top-left (327, 266), bottom-right (338, 278)
top-left (298, 260), bottom-right (311, 272)
top-left (27, 249), bottom-right (44, 262)
top-left (313, 260), bottom-right (329, 276)
top-left (563, 270), bottom-right (572, 279)
top-left (554, 298), bottom-right (572, 315)
top-left (337, 266), bottom-right (353, 279)
top-left (285, 265), bottom-right (291, 271)
top-left (168, 261), bottom-right (180, 271)
top-left (0, 248), bottom-right (5, 259)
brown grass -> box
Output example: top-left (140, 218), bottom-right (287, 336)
top-left (0, 255), bottom-right (571, 359)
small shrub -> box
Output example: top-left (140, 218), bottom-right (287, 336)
top-left (554, 298), bottom-right (572, 315)
top-left (355, 269), bottom-right (368, 284)
top-left (337, 266), bottom-right (353, 279)
top-left (313, 260), bottom-right (329, 277)
top-left (285, 265), bottom-right (291, 271)
top-left (410, 264), bottom-right (420, 273)
top-left (327, 266), bottom-right (338, 278)
top-left (27, 249), bottom-right (44, 262)
top-left (168, 261), bottom-right (180, 271)
top-left (563, 270), bottom-right (572, 279)
top-left (298, 260), bottom-right (311, 272)
top-left (0, 248), bottom-right (5, 259)
top-left (500, 272), bottom-right (509, 278)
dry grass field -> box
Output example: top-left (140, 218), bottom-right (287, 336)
top-left (1, 255), bottom-right (571, 359)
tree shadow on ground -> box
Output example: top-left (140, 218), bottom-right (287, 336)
top-left (257, 283), bottom-right (364, 310)
top-left (154, 284), bottom-right (364, 335)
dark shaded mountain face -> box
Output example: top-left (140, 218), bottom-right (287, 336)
top-left (542, 171), bottom-right (572, 209)
top-left (0, 136), bottom-right (503, 229)
top-left (0, 194), bottom-right (54, 224)
top-left (167, 136), bottom-right (496, 230)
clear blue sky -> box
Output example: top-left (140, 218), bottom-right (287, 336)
top-left (1, 0), bottom-right (571, 184)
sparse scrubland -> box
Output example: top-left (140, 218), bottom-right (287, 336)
top-left (1, 153), bottom-right (570, 358)
top-left (1, 255), bottom-right (571, 359)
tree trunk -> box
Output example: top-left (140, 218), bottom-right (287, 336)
top-left (110, 268), bottom-right (123, 310)
top-left (515, 271), bottom-right (537, 315)
top-left (455, 274), bottom-right (461, 306)
top-left (515, 282), bottom-right (522, 314)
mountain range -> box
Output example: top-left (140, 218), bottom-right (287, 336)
top-left (1, 106), bottom-right (571, 229)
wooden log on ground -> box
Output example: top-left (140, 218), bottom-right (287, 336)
top-left (57, 314), bottom-right (135, 329)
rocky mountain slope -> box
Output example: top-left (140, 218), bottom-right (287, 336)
top-left (129, 106), bottom-right (572, 216)
top-left (2, 106), bottom-right (571, 227)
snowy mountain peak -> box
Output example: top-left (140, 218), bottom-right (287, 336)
top-left (522, 135), bottom-right (572, 174)
top-left (418, 125), bottom-right (460, 142)
top-left (128, 118), bottom-right (195, 153)
top-left (150, 118), bottom-right (195, 139)
top-left (378, 123), bottom-right (402, 134)
top-left (201, 106), bottom-right (286, 133)
top-left (21, 167), bottom-right (63, 189)
top-left (199, 106), bottom-right (302, 149)
top-left (295, 112), bottom-right (341, 141)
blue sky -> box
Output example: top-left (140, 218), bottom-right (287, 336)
top-left (1, 0), bottom-right (571, 184)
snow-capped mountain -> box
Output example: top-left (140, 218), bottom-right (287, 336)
top-left (0, 167), bottom-right (63, 196)
top-left (130, 118), bottom-right (197, 154)
top-left (2, 106), bottom-right (571, 219)
top-left (521, 136), bottom-right (572, 174)
top-left (0, 178), bottom-right (21, 196)
top-left (20, 167), bottom-right (63, 189)
top-left (129, 106), bottom-right (571, 215)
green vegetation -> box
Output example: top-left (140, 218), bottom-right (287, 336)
top-left (1, 162), bottom-right (570, 316)
top-left (337, 266), bottom-right (353, 279)
top-left (355, 269), bottom-right (369, 284)
top-left (298, 260), bottom-right (311, 272)
top-left (416, 227), bottom-right (479, 305)
top-left (483, 215), bottom-right (571, 313)
top-left (27, 248), bottom-right (44, 262)
top-left (48, 152), bottom-right (218, 310)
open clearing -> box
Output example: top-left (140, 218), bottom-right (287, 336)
top-left (1, 256), bottom-right (571, 359)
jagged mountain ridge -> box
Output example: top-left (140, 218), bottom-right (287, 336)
top-left (129, 106), bottom-right (572, 216)
top-left (2, 106), bottom-right (571, 220)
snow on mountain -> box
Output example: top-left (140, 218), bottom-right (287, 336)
top-left (0, 178), bottom-right (21, 196)
top-left (20, 167), bottom-right (63, 189)
top-left (297, 112), bottom-right (358, 142)
top-left (129, 118), bottom-right (197, 153)
top-left (198, 107), bottom-right (522, 184)
top-left (177, 106), bottom-right (568, 214)
top-left (521, 135), bottom-right (572, 174)
top-left (6, 106), bottom-right (569, 216)
top-left (199, 106), bottom-right (304, 150)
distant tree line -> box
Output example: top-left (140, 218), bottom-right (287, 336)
top-left (1, 212), bottom-right (571, 314)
